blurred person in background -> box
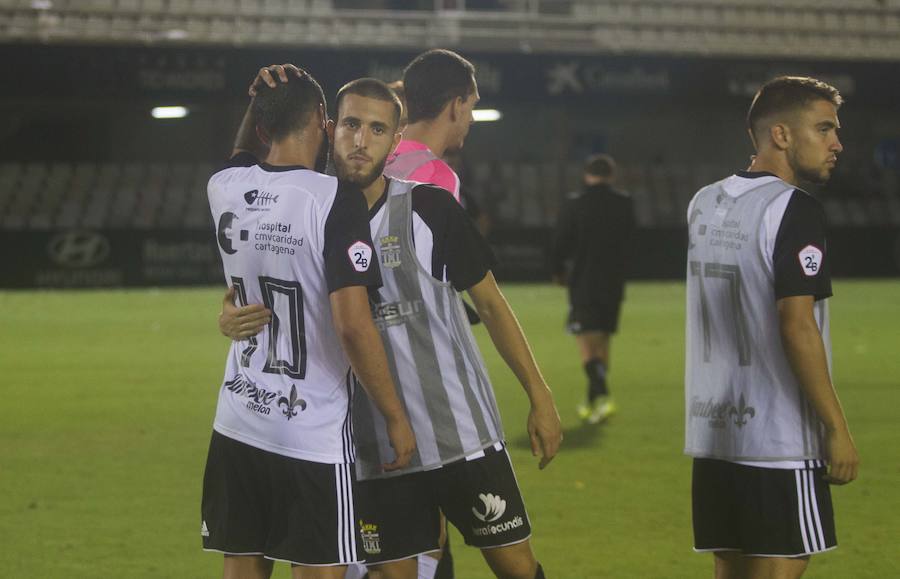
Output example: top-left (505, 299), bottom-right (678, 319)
top-left (384, 49), bottom-right (479, 202)
top-left (550, 154), bottom-right (635, 424)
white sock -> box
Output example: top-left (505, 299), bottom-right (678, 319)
top-left (417, 553), bottom-right (439, 579)
top-left (344, 563), bottom-right (368, 579)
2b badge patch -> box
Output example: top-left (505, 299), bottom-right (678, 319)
top-left (348, 241), bottom-right (373, 272)
top-left (798, 245), bottom-right (823, 277)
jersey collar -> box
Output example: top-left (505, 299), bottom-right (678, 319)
top-left (736, 170), bottom-right (779, 179)
top-left (258, 162), bottom-right (310, 173)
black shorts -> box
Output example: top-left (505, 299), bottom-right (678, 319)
top-left (566, 302), bottom-right (622, 334)
top-left (201, 431), bottom-right (362, 566)
top-left (354, 444), bottom-right (531, 563)
top-left (692, 458), bottom-right (837, 557)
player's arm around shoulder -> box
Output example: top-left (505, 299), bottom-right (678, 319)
top-left (325, 182), bottom-right (415, 471)
top-left (328, 286), bottom-right (415, 471)
top-left (777, 296), bottom-right (859, 485)
top-left (467, 272), bottom-right (563, 469)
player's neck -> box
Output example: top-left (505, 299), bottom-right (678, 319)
top-left (265, 135), bottom-right (319, 169)
top-left (362, 175), bottom-right (388, 210)
top-left (747, 154), bottom-right (797, 187)
top-left (402, 122), bottom-right (449, 158)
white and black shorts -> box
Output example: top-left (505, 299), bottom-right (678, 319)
top-left (354, 444), bottom-right (531, 564)
top-left (692, 458), bottom-right (836, 557)
top-left (201, 431), bottom-right (361, 566)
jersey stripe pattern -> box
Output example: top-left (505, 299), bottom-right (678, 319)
top-left (684, 174), bottom-right (830, 462)
top-left (208, 165), bottom-right (364, 464)
top-left (352, 178), bottom-right (503, 480)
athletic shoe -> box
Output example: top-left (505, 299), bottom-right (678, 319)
top-left (578, 397), bottom-right (616, 424)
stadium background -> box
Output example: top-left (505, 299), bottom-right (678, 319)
top-left (1, 1), bottom-right (898, 577)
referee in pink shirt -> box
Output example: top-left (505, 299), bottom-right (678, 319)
top-left (384, 49), bottom-right (479, 203)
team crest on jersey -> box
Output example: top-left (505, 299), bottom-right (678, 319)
top-left (277, 384), bottom-right (307, 420)
top-left (379, 235), bottom-right (402, 268)
top-left (798, 245), bottom-right (823, 277)
top-left (244, 189), bottom-right (279, 212)
top-left (348, 241), bottom-right (373, 272)
top-left (359, 521), bottom-right (381, 555)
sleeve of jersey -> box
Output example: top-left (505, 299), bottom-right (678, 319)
top-left (772, 190), bottom-right (833, 301)
top-left (409, 160), bottom-right (461, 203)
top-left (443, 194), bottom-right (497, 291)
top-left (323, 182), bottom-right (383, 294)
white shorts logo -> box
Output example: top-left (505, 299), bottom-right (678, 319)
top-left (472, 493), bottom-right (507, 523)
top-left (798, 245), bottom-right (823, 277)
top-left (348, 241), bottom-right (373, 272)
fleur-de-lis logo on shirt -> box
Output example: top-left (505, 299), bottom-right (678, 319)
top-left (729, 393), bottom-right (756, 428)
top-left (278, 385), bottom-right (307, 420)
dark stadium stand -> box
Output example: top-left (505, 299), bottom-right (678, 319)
top-left (1, 160), bottom-right (898, 231)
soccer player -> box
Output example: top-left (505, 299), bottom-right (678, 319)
top-left (202, 68), bottom-right (415, 579)
top-left (222, 71), bottom-right (562, 579)
top-left (685, 76), bottom-right (859, 579)
top-left (550, 154), bottom-right (635, 424)
top-left (383, 49), bottom-right (479, 201)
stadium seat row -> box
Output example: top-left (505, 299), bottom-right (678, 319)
top-left (1, 161), bottom-right (898, 230)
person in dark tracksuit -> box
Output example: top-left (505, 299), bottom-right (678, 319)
top-left (551, 154), bottom-right (635, 424)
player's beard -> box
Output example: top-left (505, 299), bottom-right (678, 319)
top-left (788, 148), bottom-right (831, 186)
top-left (334, 154), bottom-right (388, 189)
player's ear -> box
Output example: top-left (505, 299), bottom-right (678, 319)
top-left (318, 103), bottom-right (327, 129)
top-left (326, 118), bottom-right (335, 141)
top-left (771, 123), bottom-right (791, 151)
top-left (255, 124), bottom-right (271, 146)
top-left (448, 96), bottom-right (464, 123)
top-left (390, 129), bottom-right (402, 154)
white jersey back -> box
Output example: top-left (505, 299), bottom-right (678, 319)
top-left (685, 174), bottom-right (830, 462)
top-left (208, 160), bottom-right (378, 464)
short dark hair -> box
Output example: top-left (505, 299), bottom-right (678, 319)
top-left (747, 76), bottom-right (843, 144)
top-left (335, 77), bottom-right (403, 129)
top-left (252, 68), bottom-right (326, 142)
top-left (403, 49), bottom-right (476, 124)
top-left (584, 154), bottom-right (616, 178)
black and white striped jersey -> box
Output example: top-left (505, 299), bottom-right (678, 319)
top-left (685, 171), bottom-right (832, 467)
top-left (353, 178), bottom-right (502, 480)
top-left (208, 153), bottom-right (381, 464)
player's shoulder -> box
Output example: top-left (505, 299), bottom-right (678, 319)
top-left (326, 178), bottom-right (365, 208)
top-left (410, 182), bottom-right (459, 213)
top-left (209, 152), bottom-right (257, 183)
top-left (411, 158), bottom-right (458, 191)
top-left (784, 187), bottom-right (823, 211)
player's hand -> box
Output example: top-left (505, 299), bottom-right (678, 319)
top-left (248, 63), bottom-right (304, 97)
top-left (382, 415), bottom-right (416, 472)
top-left (823, 427), bottom-right (859, 485)
top-left (219, 287), bottom-right (271, 340)
top-left (527, 388), bottom-right (563, 469)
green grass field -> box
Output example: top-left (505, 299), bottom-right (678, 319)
top-left (1, 281), bottom-right (898, 578)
